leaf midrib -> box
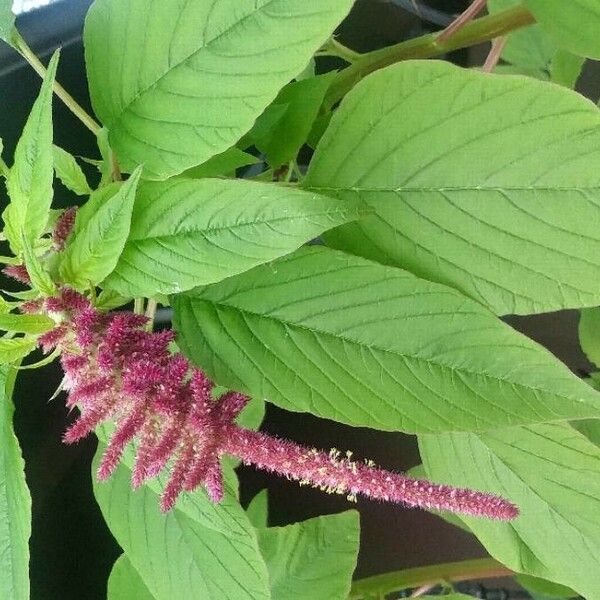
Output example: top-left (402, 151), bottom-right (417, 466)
top-left (128, 207), bottom-right (358, 242)
top-left (185, 295), bottom-right (599, 410)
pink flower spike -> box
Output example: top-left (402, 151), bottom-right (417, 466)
top-left (38, 326), bottom-right (68, 352)
top-left (160, 441), bottom-right (196, 512)
top-left (216, 391), bottom-right (249, 424)
top-left (98, 408), bottom-right (146, 480)
top-left (222, 426), bottom-right (518, 521)
top-left (53, 207), bottom-right (77, 251)
top-left (204, 461), bottom-right (224, 502)
top-left (2, 264), bottom-right (30, 285)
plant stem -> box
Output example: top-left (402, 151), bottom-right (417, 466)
top-left (144, 299), bottom-right (158, 331)
top-left (349, 558), bottom-right (513, 599)
top-left (323, 5), bottom-right (535, 110)
top-left (482, 35), bottom-right (508, 72)
top-left (319, 36), bottom-right (361, 63)
top-left (14, 33), bottom-right (101, 135)
top-left (437, 0), bottom-right (488, 43)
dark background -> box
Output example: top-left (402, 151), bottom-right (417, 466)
top-left (0, 1), bottom-right (595, 598)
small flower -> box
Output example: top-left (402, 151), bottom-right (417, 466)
top-left (38, 287), bottom-right (519, 521)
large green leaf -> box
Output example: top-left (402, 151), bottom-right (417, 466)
top-left (58, 167), bottom-right (141, 288)
top-left (3, 52), bottom-right (58, 254)
top-left (256, 511), bottom-right (359, 600)
top-left (84, 0), bottom-right (354, 180)
top-left (525, 0), bottom-right (600, 59)
top-left (419, 423), bottom-right (600, 598)
top-left (0, 365), bottom-right (31, 600)
top-left (107, 555), bottom-right (156, 600)
top-left (92, 445), bottom-right (271, 600)
top-left (103, 178), bottom-right (365, 297)
top-left (173, 246), bottom-right (600, 434)
top-left (304, 60), bottom-right (600, 316)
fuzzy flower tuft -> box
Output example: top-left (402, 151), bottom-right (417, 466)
top-left (2, 264), bottom-right (31, 285)
top-left (38, 288), bottom-right (519, 520)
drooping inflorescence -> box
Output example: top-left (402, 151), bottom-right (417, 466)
top-left (34, 287), bottom-right (518, 519)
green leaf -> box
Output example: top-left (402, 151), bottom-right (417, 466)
top-left (488, 0), bottom-right (556, 74)
top-left (180, 148), bottom-right (259, 179)
top-left (579, 307), bottom-right (600, 368)
top-left (0, 338), bottom-right (36, 365)
top-left (550, 50), bottom-right (585, 89)
top-left (103, 178), bottom-right (366, 297)
top-left (246, 490), bottom-right (269, 529)
top-left (92, 445), bottom-right (271, 600)
top-left (58, 167), bottom-right (141, 288)
top-left (525, 0), bottom-right (600, 59)
top-left (84, 0), bottom-right (354, 180)
top-left (0, 365), bottom-right (31, 600)
top-left (304, 60), bottom-right (600, 316)
top-left (172, 246), bottom-right (600, 434)
top-left (0, 313), bottom-right (54, 334)
top-left (0, 0), bottom-right (16, 47)
top-left (107, 555), bottom-right (156, 600)
top-left (53, 145), bottom-right (92, 196)
top-left (419, 423), bottom-right (600, 598)
top-left (3, 51), bottom-right (58, 254)
top-left (250, 73), bottom-right (336, 168)
top-left (21, 233), bottom-right (57, 296)
top-left (256, 511), bottom-right (359, 600)
top-left (515, 574), bottom-right (576, 599)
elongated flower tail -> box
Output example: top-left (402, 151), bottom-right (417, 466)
top-left (222, 426), bottom-right (518, 521)
top-left (39, 287), bottom-right (519, 519)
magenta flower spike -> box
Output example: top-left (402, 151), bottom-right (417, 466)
top-left (36, 288), bottom-right (518, 521)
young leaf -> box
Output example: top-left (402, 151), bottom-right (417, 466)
top-left (102, 178), bottom-right (366, 297)
top-left (3, 51), bottom-right (58, 254)
top-left (108, 555), bottom-right (156, 600)
top-left (53, 145), bottom-right (92, 196)
top-left (0, 0), bottom-right (16, 47)
top-left (84, 0), bottom-right (355, 180)
top-left (525, 0), bottom-right (600, 59)
top-left (304, 60), bottom-right (600, 316)
top-left (579, 307), bottom-right (600, 368)
top-left (180, 147), bottom-right (259, 180)
top-left (92, 443), bottom-right (271, 600)
top-left (419, 423), bottom-right (600, 598)
top-left (172, 246), bottom-right (600, 434)
top-left (21, 234), bottom-right (56, 297)
top-left (248, 73), bottom-right (337, 168)
top-left (58, 167), bottom-right (141, 288)
top-left (246, 489), bottom-right (269, 529)
top-left (256, 511), bottom-right (359, 600)
top-left (0, 313), bottom-right (54, 335)
top-left (0, 338), bottom-right (37, 365)
top-left (0, 365), bottom-right (31, 600)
